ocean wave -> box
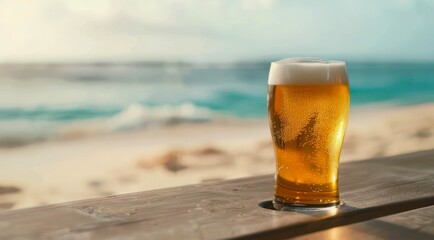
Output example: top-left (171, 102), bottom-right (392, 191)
top-left (107, 102), bottom-right (213, 130)
top-left (54, 103), bottom-right (215, 139)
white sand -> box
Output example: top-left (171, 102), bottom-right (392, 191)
top-left (1, 104), bottom-right (434, 210)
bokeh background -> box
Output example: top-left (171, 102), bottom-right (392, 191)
top-left (1, 0), bottom-right (434, 210)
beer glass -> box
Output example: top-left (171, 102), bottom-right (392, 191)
top-left (267, 58), bottom-right (349, 210)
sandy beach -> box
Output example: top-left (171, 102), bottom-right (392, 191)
top-left (1, 103), bottom-right (434, 210)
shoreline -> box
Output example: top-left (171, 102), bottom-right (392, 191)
top-left (0, 102), bottom-right (428, 149)
top-left (1, 103), bottom-right (433, 210)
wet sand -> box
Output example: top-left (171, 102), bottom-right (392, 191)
top-left (1, 103), bottom-right (434, 210)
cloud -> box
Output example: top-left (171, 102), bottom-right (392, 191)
top-left (0, 0), bottom-right (433, 62)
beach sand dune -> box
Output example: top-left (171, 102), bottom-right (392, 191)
top-left (1, 104), bottom-right (434, 210)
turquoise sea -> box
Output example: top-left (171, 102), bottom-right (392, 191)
top-left (1, 62), bottom-right (433, 145)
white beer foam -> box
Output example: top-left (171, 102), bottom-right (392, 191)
top-left (268, 58), bottom-right (348, 85)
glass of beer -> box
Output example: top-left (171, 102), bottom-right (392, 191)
top-left (268, 58), bottom-right (350, 210)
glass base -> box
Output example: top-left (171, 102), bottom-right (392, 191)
top-left (273, 199), bottom-right (341, 212)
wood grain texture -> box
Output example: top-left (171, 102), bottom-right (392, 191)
top-left (0, 149), bottom-right (433, 240)
top-left (293, 206), bottom-right (434, 240)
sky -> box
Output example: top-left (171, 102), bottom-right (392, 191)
top-left (0, 0), bottom-right (434, 63)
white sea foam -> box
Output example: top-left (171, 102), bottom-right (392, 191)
top-left (52, 103), bottom-right (215, 140)
top-left (106, 102), bottom-right (212, 131)
top-left (268, 58), bottom-right (348, 85)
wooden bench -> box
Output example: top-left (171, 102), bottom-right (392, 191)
top-left (1, 149), bottom-right (433, 239)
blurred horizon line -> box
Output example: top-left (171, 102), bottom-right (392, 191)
top-left (1, 59), bottom-right (434, 67)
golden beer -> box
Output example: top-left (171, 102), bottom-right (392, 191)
top-left (267, 58), bottom-right (349, 210)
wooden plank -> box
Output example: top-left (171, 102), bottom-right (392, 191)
top-left (293, 206), bottom-right (434, 240)
top-left (240, 196), bottom-right (433, 240)
top-left (0, 149), bottom-right (433, 240)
